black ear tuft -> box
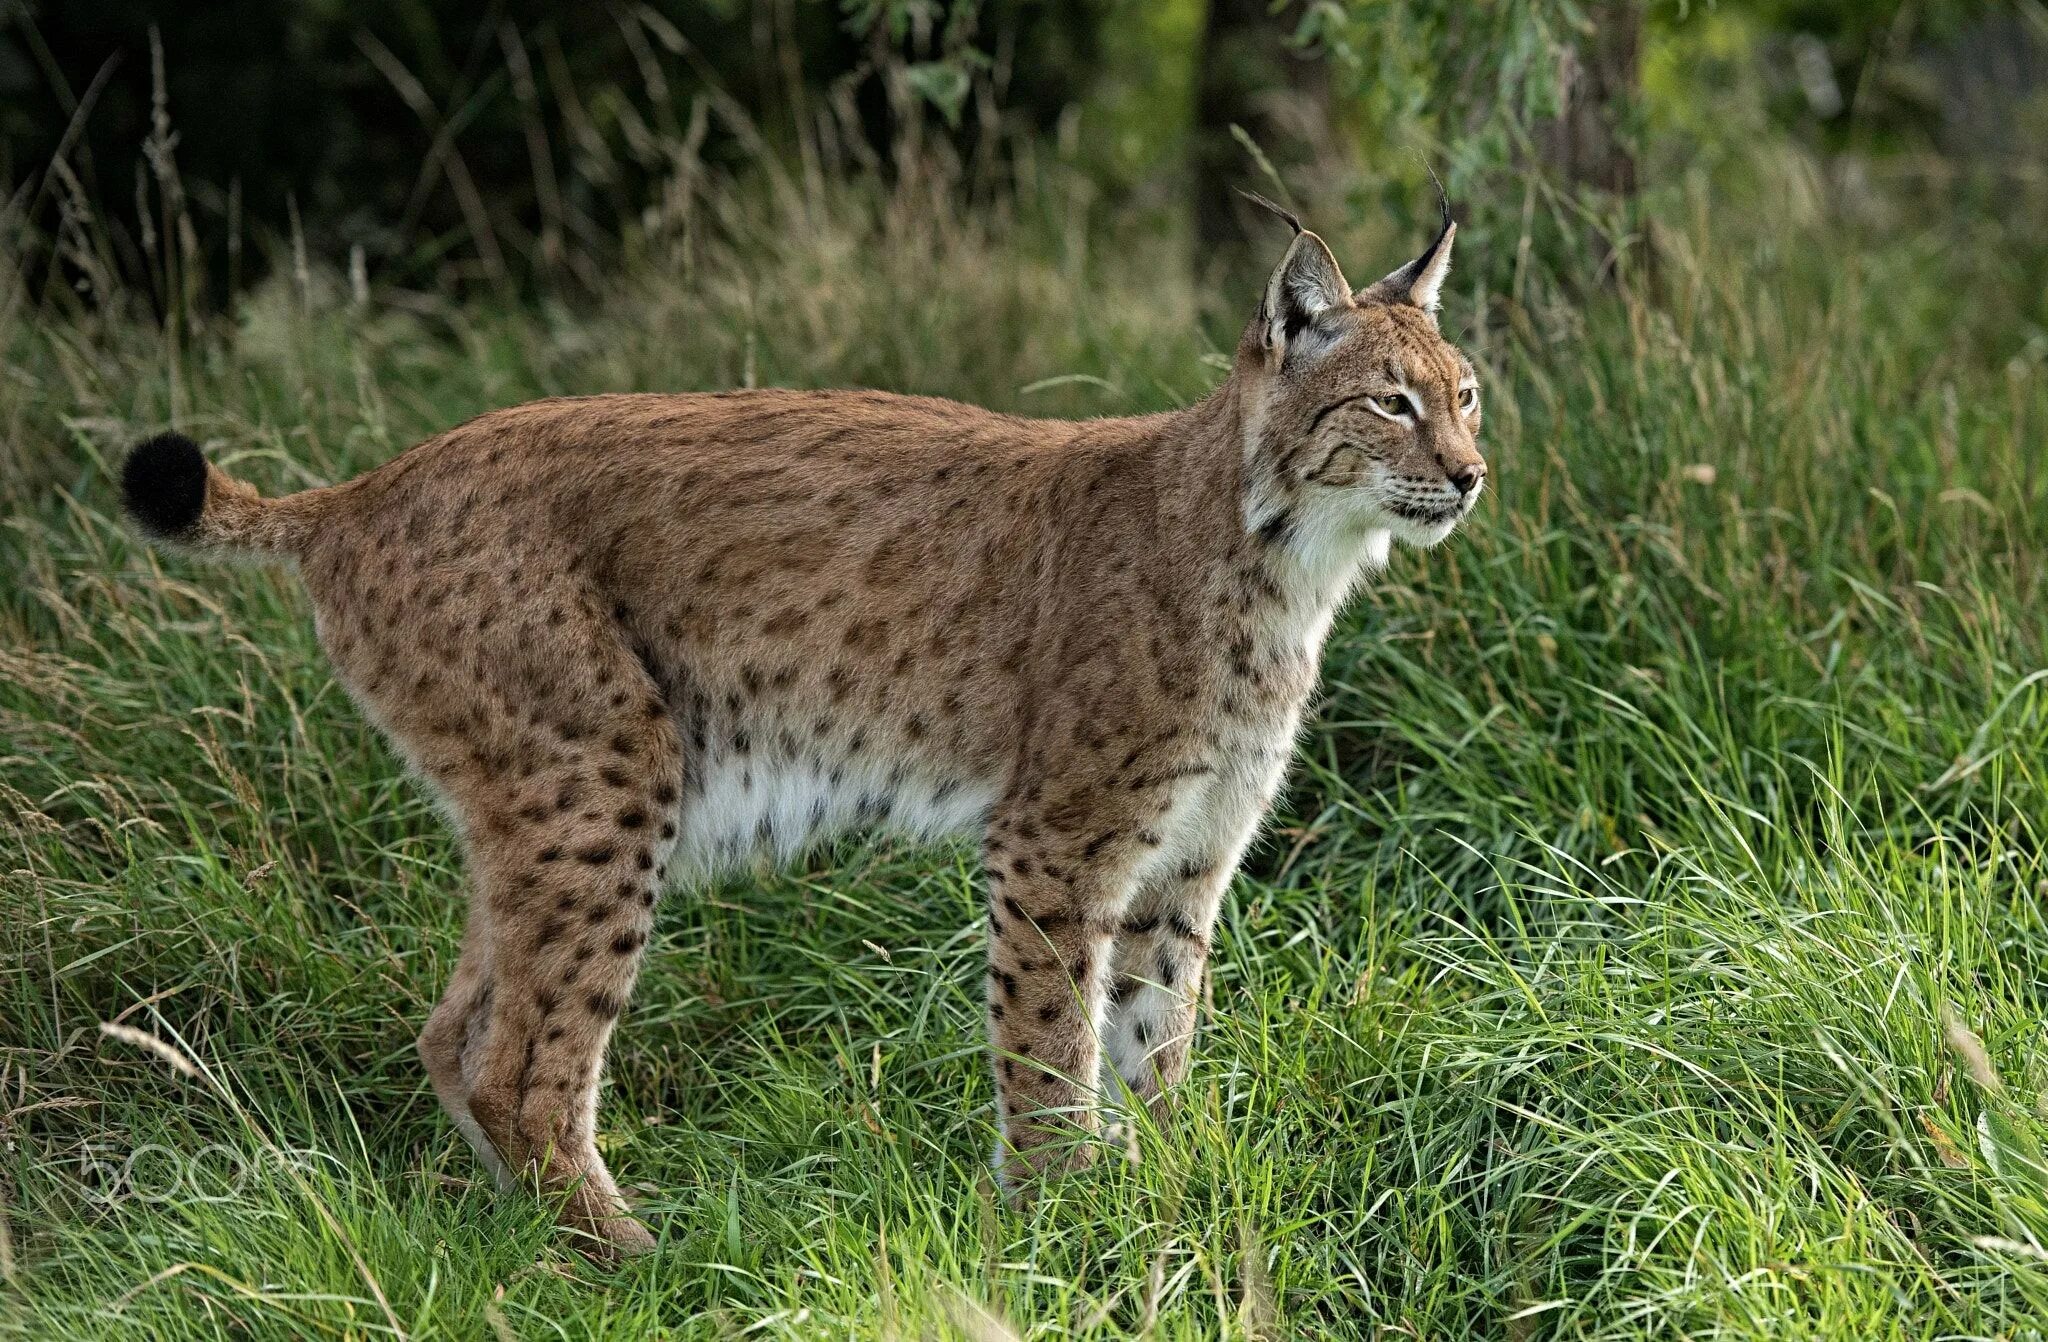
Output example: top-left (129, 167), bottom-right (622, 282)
top-left (122, 432), bottom-right (208, 539)
top-left (1235, 188), bottom-right (1303, 237)
top-left (1425, 160), bottom-right (1452, 239)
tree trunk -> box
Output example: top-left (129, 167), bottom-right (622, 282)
top-left (1192, 0), bottom-right (1331, 255)
top-left (1532, 1), bottom-right (1642, 198)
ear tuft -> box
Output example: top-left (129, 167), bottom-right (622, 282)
top-left (1235, 187), bottom-right (1303, 237)
top-left (1260, 230), bottom-right (1351, 361)
top-left (1361, 205), bottom-right (1456, 318)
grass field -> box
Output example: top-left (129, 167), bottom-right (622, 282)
top-left (5, 151), bottom-right (2048, 1338)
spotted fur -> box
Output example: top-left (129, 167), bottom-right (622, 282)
top-left (119, 212), bottom-right (1486, 1256)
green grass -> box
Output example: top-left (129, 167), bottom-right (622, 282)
top-left (5, 157), bottom-right (2048, 1338)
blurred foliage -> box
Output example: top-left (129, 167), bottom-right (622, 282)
top-left (0, 0), bottom-right (2043, 305)
top-left (0, 0), bottom-right (1102, 296)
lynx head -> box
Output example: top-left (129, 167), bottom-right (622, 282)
top-left (1233, 194), bottom-right (1485, 558)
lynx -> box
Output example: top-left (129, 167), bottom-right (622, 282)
top-left (120, 201), bottom-right (1485, 1258)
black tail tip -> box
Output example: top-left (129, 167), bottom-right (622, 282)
top-left (122, 432), bottom-right (207, 538)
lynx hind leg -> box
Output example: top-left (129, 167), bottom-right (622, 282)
top-left (416, 911), bottom-right (510, 1188)
top-left (354, 597), bottom-right (685, 1259)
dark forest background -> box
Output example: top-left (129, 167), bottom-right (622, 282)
top-left (4, 1), bottom-right (2043, 308)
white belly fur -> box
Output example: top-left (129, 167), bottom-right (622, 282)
top-left (672, 746), bottom-right (999, 881)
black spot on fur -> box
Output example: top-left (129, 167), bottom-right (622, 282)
top-left (121, 432), bottom-right (208, 540)
top-left (1082, 830), bottom-right (1119, 860)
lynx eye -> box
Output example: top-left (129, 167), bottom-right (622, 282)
top-left (1373, 392), bottom-right (1413, 418)
top-left (1458, 386), bottom-right (1479, 411)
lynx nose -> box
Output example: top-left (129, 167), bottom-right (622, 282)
top-left (1448, 460), bottom-right (1486, 496)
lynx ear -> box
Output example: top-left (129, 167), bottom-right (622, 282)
top-left (1259, 230), bottom-right (1352, 362)
top-left (1361, 212), bottom-right (1455, 317)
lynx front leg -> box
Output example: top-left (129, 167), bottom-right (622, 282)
top-left (981, 810), bottom-right (1141, 1188)
top-left (1102, 858), bottom-right (1233, 1110)
top-left (1104, 801), bottom-right (1263, 1113)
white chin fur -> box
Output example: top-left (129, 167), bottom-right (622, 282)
top-left (1387, 510), bottom-right (1464, 548)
